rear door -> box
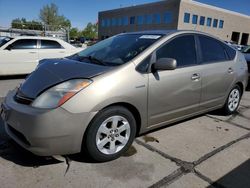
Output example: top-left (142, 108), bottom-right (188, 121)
top-left (197, 35), bottom-right (235, 110)
top-left (38, 39), bottom-right (67, 60)
top-left (0, 39), bottom-right (38, 75)
top-left (148, 34), bottom-right (202, 127)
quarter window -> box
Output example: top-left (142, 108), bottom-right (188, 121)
top-left (199, 35), bottom-right (227, 63)
top-left (184, 13), bottom-right (190, 23)
top-left (192, 15), bottom-right (198, 24)
top-left (40, 40), bottom-right (63, 49)
top-left (156, 35), bottom-right (197, 67)
top-left (9, 39), bottom-right (37, 49)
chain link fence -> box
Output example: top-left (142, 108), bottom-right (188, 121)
top-left (0, 22), bottom-right (69, 42)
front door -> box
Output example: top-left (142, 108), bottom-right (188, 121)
top-left (148, 35), bottom-right (202, 127)
top-left (0, 39), bottom-right (38, 75)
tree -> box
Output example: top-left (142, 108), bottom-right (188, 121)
top-left (69, 28), bottom-right (79, 39)
top-left (81, 22), bottom-right (98, 39)
top-left (39, 3), bottom-right (71, 30)
top-left (11, 18), bottom-right (43, 30)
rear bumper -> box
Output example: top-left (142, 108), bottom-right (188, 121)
top-left (2, 90), bottom-right (97, 156)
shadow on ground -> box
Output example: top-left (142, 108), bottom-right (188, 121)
top-left (207, 159), bottom-right (250, 188)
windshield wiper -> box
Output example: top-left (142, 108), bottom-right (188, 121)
top-left (79, 56), bottom-right (107, 66)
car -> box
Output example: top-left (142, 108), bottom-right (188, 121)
top-left (0, 36), bottom-right (83, 76)
top-left (1, 30), bottom-right (248, 162)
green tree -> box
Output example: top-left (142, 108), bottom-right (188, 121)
top-left (39, 3), bottom-right (71, 30)
top-left (69, 27), bottom-right (79, 39)
top-left (11, 18), bottom-right (43, 30)
top-left (81, 22), bottom-right (98, 39)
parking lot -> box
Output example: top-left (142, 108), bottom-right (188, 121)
top-left (0, 77), bottom-right (249, 188)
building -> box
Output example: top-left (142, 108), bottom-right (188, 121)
top-left (98, 0), bottom-right (250, 45)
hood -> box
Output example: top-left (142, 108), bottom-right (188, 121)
top-left (19, 58), bottom-right (112, 99)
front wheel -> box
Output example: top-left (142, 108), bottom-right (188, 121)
top-left (84, 106), bottom-right (136, 162)
top-left (222, 85), bottom-right (242, 115)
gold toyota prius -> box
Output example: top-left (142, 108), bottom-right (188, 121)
top-left (1, 30), bottom-right (248, 162)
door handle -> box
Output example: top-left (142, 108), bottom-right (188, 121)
top-left (29, 52), bottom-right (37, 54)
top-left (191, 73), bottom-right (200, 81)
top-left (228, 67), bottom-right (234, 74)
top-left (59, 51), bottom-right (65, 53)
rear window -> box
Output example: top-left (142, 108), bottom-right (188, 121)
top-left (40, 40), bottom-right (63, 49)
top-left (199, 35), bottom-right (228, 63)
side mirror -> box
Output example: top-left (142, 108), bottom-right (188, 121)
top-left (152, 58), bottom-right (177, 71)
top-left (5, 45), bottom-right (13, 51)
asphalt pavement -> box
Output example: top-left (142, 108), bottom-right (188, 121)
top-left (0, 77), bottom-right (249, 188)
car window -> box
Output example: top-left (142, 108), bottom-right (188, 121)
top-left (156, 35), bottom-right (197, 68)
top-left (199, 35), bottom-right (227, 63)
top-left (40, 40), bottom-right (63, 49)
top-left (9, 39), bottom-right (37, 49)
top-left (136, 55), bottom-right (152, 73)
top-left (0, 37), bottom-right (13, 48)
top-left (222, 43), bottom-right (236, 60)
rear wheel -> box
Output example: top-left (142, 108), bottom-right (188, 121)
top-left (222, 85), bottom-right (241, 115)
top-left (84, 106), bottom-right (136, 162)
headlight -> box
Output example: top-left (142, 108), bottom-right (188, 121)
top-left (32, 79), bottom-right (92, 109)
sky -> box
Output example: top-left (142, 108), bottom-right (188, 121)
top-left (0, 0), bottom-right (250, 29)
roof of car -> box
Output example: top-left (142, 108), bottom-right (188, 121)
top-left (12, 36), bottom-right (62, 41)
top-left (122, 30), bottom-right (214, 36)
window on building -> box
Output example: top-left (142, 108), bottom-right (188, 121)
top-left (213, 19), bottom-right (218, 28)
top-left (164, 12), bottom-right (172, 24)
top-left (101, 19), bottom-right (106, 27)
top-left (112, 18), bottom-right (116, 26)
top-left (145, 14), bottom-right (153, 24)
top-left (137, 15), bottom-right (144, 25)
top-left (154, 13), bottom-right (161, 24)
top-left (219, 20), bottom-right (224, 29)
top-left (184, 13), bottom-right (190, 23)
top-left (200, 16), bottom-right (205, 26)
top-left (192, 15), bottom-right (198, 24)
top-left (156, 35), bottom-right (197, 67)
top-left (122, 17), bottom-right (128, 25)
top-left (117, 18), bottom-right (122, 26)
top-left (130, 16), bottom-right (136, 25)
top-left (106, 19), bottom-right (111, 27)
top-left (199, 35), bottom-right (227, 63)
top-left (207, 17), bottom-right (212, 27)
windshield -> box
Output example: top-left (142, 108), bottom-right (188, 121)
top-left (68, 34), bottom-right (163, 66)
top-left (0, 37), bottom-right (13, 48)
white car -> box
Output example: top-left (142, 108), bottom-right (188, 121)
top-left (0, 36), bottom-right (84, 75)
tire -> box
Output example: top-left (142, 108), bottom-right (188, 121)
top-left (222, 85), bottom-right (242, 115)
top-left (84, 106), bottom-right (136, 162)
